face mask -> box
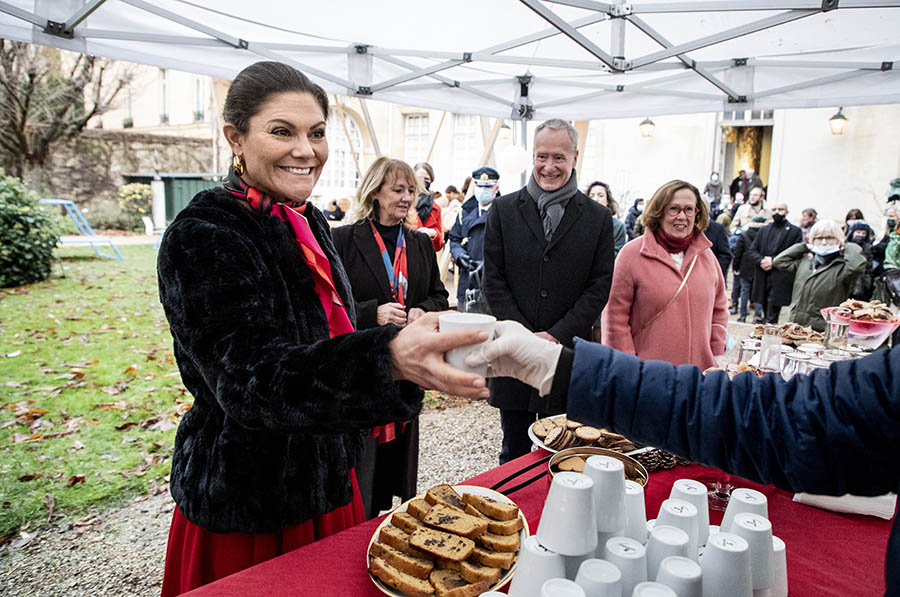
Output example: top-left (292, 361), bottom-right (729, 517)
top-left (808, 244), bottom-right (841, 256)
top-left (887, 218), bottom-right (897, 229)
top-left (711, 174), bottom-right (719, 183)
top-left (772, 213), bottom-right (786, 225)
top-left (637, 204), bottom-right (644, 213)
top-left (474, 186), bottom-right (495, 205)
top-left (422, 180), bottom-right (431, 191)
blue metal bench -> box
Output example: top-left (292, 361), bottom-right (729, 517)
top-left (39, 199), bottom-right (124, 260)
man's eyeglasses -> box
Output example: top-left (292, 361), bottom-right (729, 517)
top-left (667, 205), bottom-right (697, 217)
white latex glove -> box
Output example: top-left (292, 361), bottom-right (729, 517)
top-left (465, 320), bottom-right (563, 396)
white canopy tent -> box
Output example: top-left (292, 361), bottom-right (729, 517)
top-left (1, 0), bottom-right (899, 122)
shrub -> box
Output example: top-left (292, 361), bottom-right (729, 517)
top-left (0, 172), bottom-right (61, 288)
top-left (87, 200), bottom-right (139, 232)
top-left (118, 183), bottom-right (151, 216)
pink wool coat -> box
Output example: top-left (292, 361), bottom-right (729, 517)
top-left (601, 229), bottom-right (728, 369)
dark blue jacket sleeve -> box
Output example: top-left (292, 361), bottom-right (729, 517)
top-left (565, 339), bottom-right (900, 497)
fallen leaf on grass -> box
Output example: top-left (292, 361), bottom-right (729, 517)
top-left (91, 400), bottom-right (129, 411)
top-left (124, 364), bottom-right (139, 374)
top-left (43, 494), bottom-right (55, 522)
top-left (5, 350), bottom-right (21, 358)
top-left (115, 421), bottom-right (138, 431)
top-left (66, 474), bottom-right (86, 487)
top-left (70, 368), bottom-right (85, 378)
top-left (5, 381), bottom-right (22, 387)
top-left (11, 433), bottom-right (41, 444)
top-left (72, 439), bottom-right (85, 450)
top-left (0, 531), bottom-right (14, 548)
top-left (101, 381), bottom-right (129, 396)
top-left (18, 473), bottom-right (44, 482)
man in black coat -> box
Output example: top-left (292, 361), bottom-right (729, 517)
top-left (704, 218), bottom-right (732, 278)
top-left (483, 118), bottom-right (615, 464)
top-left (747, 202), bottom-right (803, 324)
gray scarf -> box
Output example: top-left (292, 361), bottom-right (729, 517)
top-left (527, 169), bottom-right (579, 241)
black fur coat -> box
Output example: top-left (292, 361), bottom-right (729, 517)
top-left (157, 187), bottom-right (422, 533)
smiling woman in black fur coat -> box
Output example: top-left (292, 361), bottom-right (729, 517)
top-left (156, 61), bottom-right (489, 596)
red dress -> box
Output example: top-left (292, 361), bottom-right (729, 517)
top-left (160, 201), bottom-right (366, 596)
top-left (418, 202), bottom-right (444, 252)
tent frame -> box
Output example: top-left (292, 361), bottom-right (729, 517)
top-left (0, 0), bottom-right (897, 120)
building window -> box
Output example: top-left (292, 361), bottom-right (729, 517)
top-left (451, 114), bottom-right (479, 188)
top-left (193, 77), bottom-right (206, 122)
top-left (319, 113), bottom-right (362, 199)
top-left (159, 68), bottom-right (169, 125)
top-left (403, 114), bottom-right (430, 165)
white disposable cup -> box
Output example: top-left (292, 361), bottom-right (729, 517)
top-left (655, 499), bottom-right (699, 561)
top-left (574, 558), bottom-right (623, 597)
top-left (720, 488), bottom-right (768, 533)
top-left (670, 479), bottom-right (710, 546)
top-left (656, 556), bottom-right (702, 597)
top-left (769, 536), bottom-right (788, 597)
top-left (646, 525), bottom-right (690, 581)
top-left (541, 578), bottom-right (586, 597)
top-left (564, 552), bottom-right (596, 580)
top-left (509, 536), bottom-right (567, 597)
top-left (586, 455), bottom-right (627, 534)
top-left (438, 312), bottom-right (496, 376)
top-left (631, 581), bottom-right (677, 596)
top-left (646, 519), bottom-right (656, 534)
top-left (537, 473), bottom-right (598, 556)
top-left (603, 536), bottom-right (647, 597)
top-left (731, 513), bottom-right (775, 591)
top-left (624, 480), bottom-right (647, 543)
top-left (479, 592), bottom-right (508, 597)
top-left (700, 532), bottom-right (752, 597)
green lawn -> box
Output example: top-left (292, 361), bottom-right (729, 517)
top-left (0, 245), bottom-right (187, 537)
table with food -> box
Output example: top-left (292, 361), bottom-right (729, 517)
top-left (182, 412), bottom-right (894, 597)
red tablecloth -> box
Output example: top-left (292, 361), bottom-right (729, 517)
top-left (185, 450), bottom-right (893, 596)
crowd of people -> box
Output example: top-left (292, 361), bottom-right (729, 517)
top-left (155, 61), bottom-right (900, 595)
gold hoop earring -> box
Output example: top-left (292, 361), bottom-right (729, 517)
top-left (232, 154), bottom-right (245, 176)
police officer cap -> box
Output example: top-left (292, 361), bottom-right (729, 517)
top-left (472, 167), bottom-right (499, 186)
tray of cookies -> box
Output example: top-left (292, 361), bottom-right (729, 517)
top-left (528, 415), bottom-right (638, 454)
top-left (367, 483), bottom-right (529, 596)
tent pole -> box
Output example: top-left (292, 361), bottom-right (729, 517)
top-left (520, 120), bottom-right (529, 188)
top-left (64, 0), bottom-right (108, 32)
top-left (478, 119), bottom-right (504, 167)
top-left (426, 112), bottom-right (447, 162)
top-left (519, 0), bottom-right (617, 70)
top-left (332, 95), bottom-right (362, 180)
top-left (359, 99), bottom-right (382, 158)
top-left (574, 121), bottom-right (589, 179)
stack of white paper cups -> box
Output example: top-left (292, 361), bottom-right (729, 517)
top-left (721, 488), bottom-right (768, 533)
top-left (536, 472), bottom-right (598, 580)
top-left (656, 556), bottom-right (702, 597)
top-left (655, 499), bottom-right (700, 561)
top-left (731, 513), bottom-right (776, 594)
top-left (669, 479), bottom-right (710, 547)
top-left (623, 480), bottom-right (648, 543)
top-left (603, 536), bottom-right (647, 596)
top-left (585, 455), bottom-right (626, 553)
top-left (645, 525), bottom-right (690, 580)
top-left (700, 532), bottom-right (753, 596)
top-left (574, 559), bottom-right (623, 597)
top-left (540, 578), bottom-right (586, 597)
top-left (508, 536), bottom-right (566, 597)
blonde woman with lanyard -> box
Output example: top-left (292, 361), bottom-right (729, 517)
top-left (333, 157), bottom-right (449, 519)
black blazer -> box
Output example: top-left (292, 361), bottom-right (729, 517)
top-left (332, 220), bottom-right (449, 329)
top-left (748, 222), bottom-right (803, 306)
top-left (483, 187), bottom-right (614, 411)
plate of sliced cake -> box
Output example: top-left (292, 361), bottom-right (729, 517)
top-left (366, 483), bottom-right (529, 596)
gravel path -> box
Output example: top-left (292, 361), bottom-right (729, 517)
top-left (0, 321), bottom-right (754, 596)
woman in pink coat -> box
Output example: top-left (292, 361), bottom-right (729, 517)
top-left (601, 180), bottom-right (728, 369)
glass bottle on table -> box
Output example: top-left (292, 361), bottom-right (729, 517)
top-left (758, 325), bottom-right (783, 373)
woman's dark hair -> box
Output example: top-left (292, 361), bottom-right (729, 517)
top-left (586, 180), bottom-right (619, 217)
top-left (461, 176), bottom-right (472, 194)
top-left (844, 208), bottom-right (865, 222)
top-left (223, 61), bottom-right (329, 133)
top-left (445, 185), bottom-right (459, 195)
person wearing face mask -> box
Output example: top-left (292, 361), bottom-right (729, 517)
top-left (730, 185), bottom-right (771, 232)
top-left (412, 162), bottom-right (444, 252)
top-left (747, 202), bottom-right (803, 324)
top-left (800, 207), bottom-right (818, 243)
top-left (625, 197), bottom-right (645, 240)
top-left (703, 172), bottom-right (723, 219)
top-left (449, 167), bottom-right (500, 311)
top-left (843, 208), bottom-right (865, 236)
top-left (773, 219), bottom-right (866, 332)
